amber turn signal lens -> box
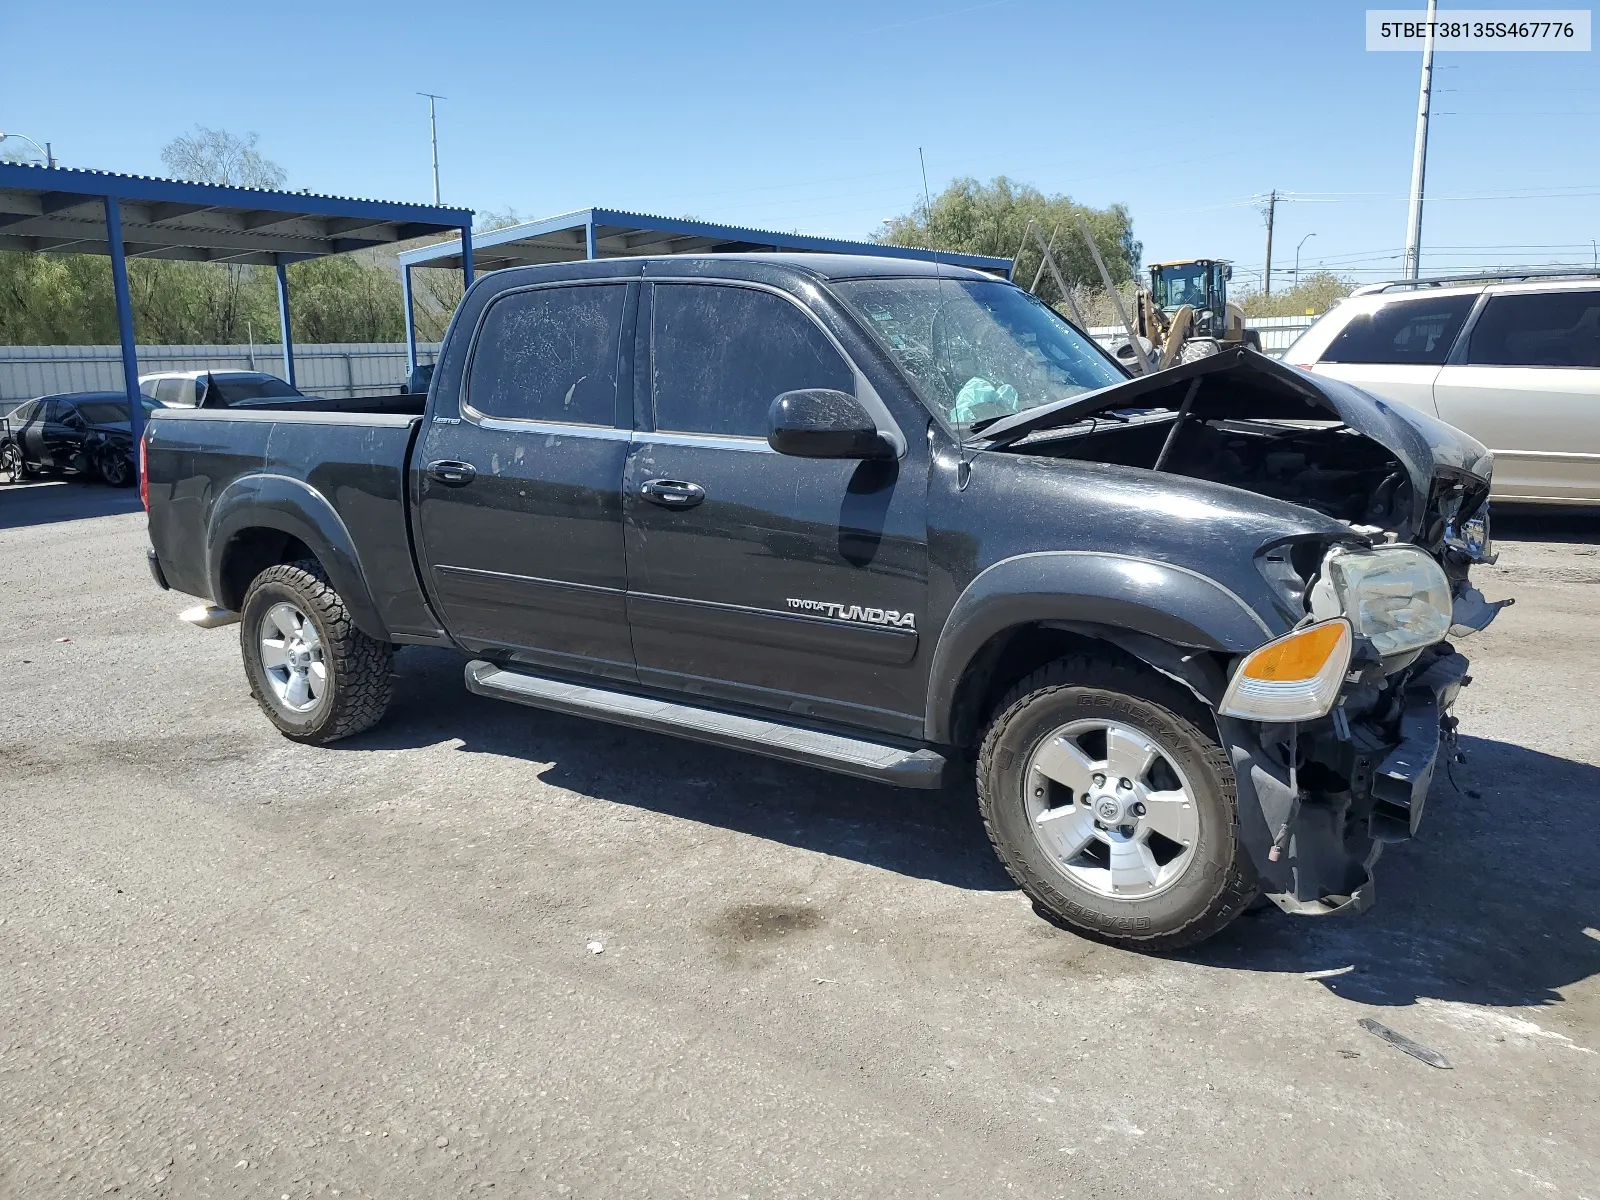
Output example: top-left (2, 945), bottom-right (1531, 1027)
top-left (1220, 619), bottom-right (1352, 723)
top-left (1241, 621), bottom-right (1348, 682)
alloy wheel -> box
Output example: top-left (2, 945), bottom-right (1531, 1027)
top-left (259, 602), bottom-right (327, 713)
top-left (1024, 718), bottom-right (1201, 899)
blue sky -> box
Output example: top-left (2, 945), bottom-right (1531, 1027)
top-left (6, 0), bottom-right (1596, 290)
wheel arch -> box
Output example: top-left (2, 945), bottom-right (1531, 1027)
top-left (208, 473), bottom-right (389, 641)
top-left (926, 552), bottom-right (1272, 747)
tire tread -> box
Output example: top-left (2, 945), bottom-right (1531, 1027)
top-left (242, 558), bottom-right (392, 743)
top-left (976, 652), bottom-right (1258, 951)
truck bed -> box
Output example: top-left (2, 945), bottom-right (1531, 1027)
top-left (144, 406), bottom-right (441, 642)
top-left (222, 392), bottom-right (428, 416)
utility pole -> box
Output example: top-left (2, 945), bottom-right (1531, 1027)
top-left (1263, 190), bottom-right (1277, 296)
top-left (1403, 0), bottom-right (1438, 280)
top-left (418, 92), bottom-right (446, 205)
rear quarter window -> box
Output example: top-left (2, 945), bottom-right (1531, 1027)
top-left (1468, 290), bottom-right (1600, 368)
top-left (1320, 294), bottom-right (1476, 365)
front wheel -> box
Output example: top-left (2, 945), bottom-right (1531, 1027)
top-left (239, 559), bottom-right (393, 744)
top-left (977, 655), bottom-right (1258, 950)
top-left (96, 448), bottom-right (134, 487)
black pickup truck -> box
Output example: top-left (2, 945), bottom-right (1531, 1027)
top-left (142, 254), bottom-right (1506, 949)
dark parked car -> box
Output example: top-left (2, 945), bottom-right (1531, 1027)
top-left (143, 254), bottom-right (1505, 950)
top-left (0, 391), bottom-right (162, 486)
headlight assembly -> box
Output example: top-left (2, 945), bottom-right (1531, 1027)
top-left (1309, 544), bottom-right (1452, 658)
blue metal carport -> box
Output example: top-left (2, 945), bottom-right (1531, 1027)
top-left (0, 163), bottom-right (472, 469)
top-left (395, 206), bottom-right (1013, 373)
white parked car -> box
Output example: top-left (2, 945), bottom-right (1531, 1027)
top-left (1284, 274), bottom-right (1600, 504)
top-left (138, 370), bottom-right (304, 409)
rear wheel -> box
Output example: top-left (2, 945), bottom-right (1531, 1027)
top-left (239, 559), bottom-right (393, 744)
top-left (977, 654), bottom-right (1257, 950)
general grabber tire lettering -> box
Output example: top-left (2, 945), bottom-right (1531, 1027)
top-left (239, 558), bottom-right (393, 745)
top-left (977, 654), bottom-right (1258, 950)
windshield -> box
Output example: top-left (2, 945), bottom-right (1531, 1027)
top-left (833, 278), bottom-right (1124, 431)
top-left (208, 375), bottom-right (301, 404)
top-left (1152, 264), bottom-right (1210, 312)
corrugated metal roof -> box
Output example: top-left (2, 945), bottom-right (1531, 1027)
top-left (397, 206), bottom-right (1012, 275)
top-left (0, 163), bottom-right (473, 266)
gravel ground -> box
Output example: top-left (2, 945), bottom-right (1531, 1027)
top-left (2, 482), bottom-right (1596, 1199)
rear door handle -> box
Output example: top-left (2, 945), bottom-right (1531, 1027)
top-left (426, 459), bottom-right (477, 486)
top-left (640, 478), bottom-right (706, 509)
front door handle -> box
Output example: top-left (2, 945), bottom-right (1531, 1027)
top-left (640, 478), bottom-right (706, 509)
top-left (427, 459), bottom-right (477, 487)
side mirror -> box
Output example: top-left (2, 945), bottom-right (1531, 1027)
top-left (767, 389), bottom-right (894, 459)
top-left (1223, 264), bottom-right (1233, 281)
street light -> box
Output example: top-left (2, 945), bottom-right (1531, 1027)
top-left (1294, 232), bottom-right (1317, 284)
top-left (0, 132), bottom-right (55, 168)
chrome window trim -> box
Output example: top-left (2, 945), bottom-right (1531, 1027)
top-left (632, 429), bottom-right (775, 454)
top-left (469, 413), bottom-right (632, 439)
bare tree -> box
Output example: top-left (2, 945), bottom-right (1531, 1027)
top-left (160, 126), bottom-right (287, 189)
top-left (153, 128), bottom-right (290, 342)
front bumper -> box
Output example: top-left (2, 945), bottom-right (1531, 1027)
top-left (1219, 644), bottom-right (1469, 916)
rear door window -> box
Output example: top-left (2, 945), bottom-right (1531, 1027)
top-left (467, 284), bottom-right (628, 425)
top-left (650, 284), bottom-right (853, 438)
top-left (155, 378), bottom-right (192, 406)
top-left (1467, 290), bottom-right (1600, 368)
top-left (1320, 295), bottom-right (1475, 365)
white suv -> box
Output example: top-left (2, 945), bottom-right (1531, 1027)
top-left (1284, 275), bottom-right (1600, 504)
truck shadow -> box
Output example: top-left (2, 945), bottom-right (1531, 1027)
top-left (355, 647), bottom-right (1013, 893)
top-left (354, 650), bottom-right (1599, 1010)
top-left (0, 479), bottom-right (143, 530)
top-left (1182, 734), bottom-right (1600, 1011)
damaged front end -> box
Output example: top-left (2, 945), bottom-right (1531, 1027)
top-left (980, 348), bottom-right (1512, 916)
top-left (1221, 526), bottom-right (1504, 916)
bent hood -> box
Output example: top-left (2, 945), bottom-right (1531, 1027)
top-left (977, 347), bottom-right (1492, 515)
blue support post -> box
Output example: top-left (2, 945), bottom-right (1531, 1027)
top-left (460, 225), bottom-right (474, 292)
top-left (275, 261), bottom-right (296, 388)
top-left (103, 197), bottom-right (143, 461)
top-left (402, 263), bottom-right (418, 374)
top-left (585, 217), bottom-right (598, 260)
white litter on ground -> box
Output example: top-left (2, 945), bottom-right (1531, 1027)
top-left (1417, 998), bottom-right (1593, 1053)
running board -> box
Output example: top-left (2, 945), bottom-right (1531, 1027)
top-left (464, 660), bottom-right (946, 789)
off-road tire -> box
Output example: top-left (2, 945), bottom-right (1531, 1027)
top-left (239, 558), bottom-right (393, 744)
top-left (1178, 337), bottom-right (1221, 364)
top-left (977, 654), bottom-right (1258, 950)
